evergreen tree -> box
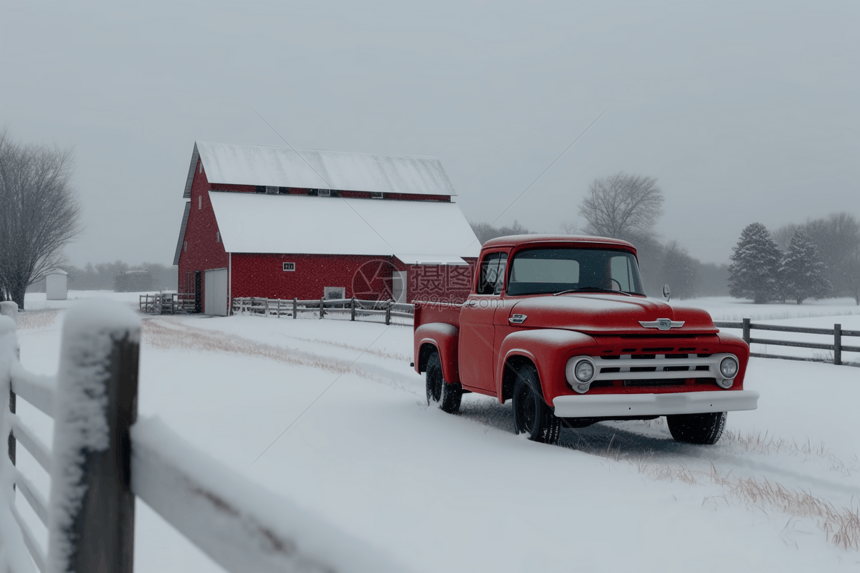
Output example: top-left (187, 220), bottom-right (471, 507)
top-left (728, 223), bottom-right (781, 304)
top-left (780, 229), bottom-right (830, 304)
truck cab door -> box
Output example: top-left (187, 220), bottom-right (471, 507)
top-left (459, 252), bottom-right (507, 394)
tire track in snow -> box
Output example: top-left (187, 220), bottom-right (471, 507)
top-left (146, 317), bottom-right (860, 549)
top-left (454, 398), bottom-right (860, 549)
top-left (143, 319), bottom-right (423, 395)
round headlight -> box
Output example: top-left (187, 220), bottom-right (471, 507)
top-left (719, 356), bottom-right (739, 379)
top-left (574, 360), bottom-right (594, 383)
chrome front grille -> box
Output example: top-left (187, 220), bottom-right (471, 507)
top-left (588, 353), bottom-right (728, 382)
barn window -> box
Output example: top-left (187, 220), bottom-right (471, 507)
top-left (184, 241), bottom-right (187, 252)
top-left (324, 286), bottom-right (345, 300)
top-left (318, 189), bottom-right (331, 197)
top-left (255, 186), bottom-right (265, 193)
top-left (283, 262), bottom-right (296, 271)
top-left (198, 196), bottom-right (202, 209)
top-left (199, 163), bottom-right (203, 174)
top-left (371, 192), bottom-right (383, 199)
top-left (306, 189), bottom-right (318, 196)
top-left (265, 186), bottom-right (277, 194)
top-left (216, 232), bottom-right (220, 243)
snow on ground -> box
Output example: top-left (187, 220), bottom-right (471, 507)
top-left (678, 296), bottom-right (860, 321)
top-left (7, 292), bottom-right (860, 571)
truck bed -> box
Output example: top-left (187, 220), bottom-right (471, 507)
top-left (414, 300), bottom-right (462, 333)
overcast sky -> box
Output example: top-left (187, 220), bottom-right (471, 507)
top-left (2, 0), bottom-right (857, 267)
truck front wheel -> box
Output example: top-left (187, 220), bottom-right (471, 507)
top-left (666, 412), bottom-right (726, 445)
top-left (512, 364), bottom-right (560, 444)
top-left (426, 351), bottom-right (462, 414)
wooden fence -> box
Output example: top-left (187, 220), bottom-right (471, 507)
top-left (230, 299), bottom-right (859, 367)
top-left (713, 318), bottom-right (860, 367)
top-left (139, 292), bottom-right (195, 315)
top-left (0, 300), bottom-right (400, 573)
top-left (232, 297), bottom-right (414, 325)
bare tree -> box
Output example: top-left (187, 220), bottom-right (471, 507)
top-left (771, 222), bottom-right (799, 251)
top-left (578, 172), bottom-right (664, 241)
top-left (846, 246), bottom-right (860, 305)
top-left (0, 132), bottom-right (81, 309)
top-left (469, 220), bottom-right (530, 244)
top-left (802, 212), bottom-right (860, 300)
top-left (559, 221), bottom-right (578, 234)
top-left (661, 240), bottom-right (698, 299)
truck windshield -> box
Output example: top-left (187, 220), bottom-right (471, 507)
top-left (506, 248), bottom-right (645, 296)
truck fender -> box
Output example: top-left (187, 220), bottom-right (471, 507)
top-left (496, 329), bottom-right (597, 404)
top-left (414, 322), bottom-right (460, 385)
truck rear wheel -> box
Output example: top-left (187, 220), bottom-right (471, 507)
top-left (426, 351), bottom-right (462, 414)
top-left (667, 412), bottom-right (726, 445)
top-left (512, 364), bottom-right (560, 444)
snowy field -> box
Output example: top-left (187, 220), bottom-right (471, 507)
top-left (8, 292), bottom-right (860, 572)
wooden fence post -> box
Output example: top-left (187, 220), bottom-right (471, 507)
top-left (350, 298), bottom-right (356, 321)
top-left (293, 297), bottom-right (297, 319)
top-left (319, 297), bottom-right (325, 319)
top-left (48, 301), bottom-right (140, 573)
top-left (1, 301), bottom-right (18, 472)
top-left (742, 318), bottom-right (751, 344)
top-left (385, 299), bottom-right (391, 325)
top-left (834, 323), bottom-right (842, 366)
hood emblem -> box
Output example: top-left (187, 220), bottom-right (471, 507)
top-left (509, 314), bottom-right (527, 324)
top-left (639, 318), bottom-right (684, 331)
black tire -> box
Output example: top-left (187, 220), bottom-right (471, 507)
top-left (512, 364), bottom-right (560, 444)
top-left (667, 412), bottom-right (727, 445)
top-left (425, 351), bottom-right (462, 414)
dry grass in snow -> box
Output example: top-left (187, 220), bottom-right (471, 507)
top-left (721, 429), bottom-right (859, 476)
top-left (570, 427), bottom-right (860, 550)
top-left (706, 466), bottom-right (860, 550)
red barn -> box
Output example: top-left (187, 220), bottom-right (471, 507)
top-left (173, 142), bottom-right (480, 315)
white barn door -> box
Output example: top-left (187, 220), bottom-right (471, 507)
top-left (205, 268), bottom-right (228, 316)
top-left (392, 271), bottom-right (407, 304)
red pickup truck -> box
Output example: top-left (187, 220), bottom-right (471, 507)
top-left (413, 235), bottom-right (758, 445)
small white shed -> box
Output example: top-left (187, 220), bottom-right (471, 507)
top-left (46, 269), bottom-right (68, 300)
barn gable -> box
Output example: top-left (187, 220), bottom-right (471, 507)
top-left (183, 142), bottom-right (456, 199)
top-left (172, 201), bottom-right (191, 266)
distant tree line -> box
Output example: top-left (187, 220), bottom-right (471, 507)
top-left (28, 261), bottom-right (177, 293)
top-left (470, 172), bottom-right (728, 299)
top-left (730, 213), bottom-right (860, 305)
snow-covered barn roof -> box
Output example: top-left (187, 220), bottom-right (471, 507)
top-left (172, 201), bottom-right (191, 266)
top-left (207, 192), bottom-right (480, 263)
top-left (184, 142), bottom-right (457, 198)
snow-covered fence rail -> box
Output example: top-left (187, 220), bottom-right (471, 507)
top-left (1, 301), bottom-right (402, 573)
top-left (714, 318), bottom-right (860, 367)
top-left (232, 297), bottom-right (415, 325)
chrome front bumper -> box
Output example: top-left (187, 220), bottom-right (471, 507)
top-left (552, 390), bottom-right (759, 418)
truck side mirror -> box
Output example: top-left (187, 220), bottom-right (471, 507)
top-left (663, 284), bottom-right (671, 302)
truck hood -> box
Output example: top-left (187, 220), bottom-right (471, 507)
top-left (508, 295), bottom-right (718, 335)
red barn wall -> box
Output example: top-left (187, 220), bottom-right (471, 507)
top-left (177, 159), bottom-right (228, 300)
top-left (231, 254), bottom-right (476, 304)
top-left (231, 253), bottom-right (397, 301)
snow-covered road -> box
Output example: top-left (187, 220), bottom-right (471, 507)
top-left (10, 295), bottom-right (860, 572)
